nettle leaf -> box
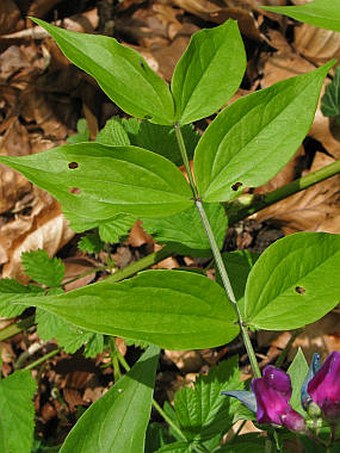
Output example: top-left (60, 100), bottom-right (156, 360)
top-left (32, 18), bottom-right (175, 125)
top-left (96, 118), bottom-right (130, 146)
top-left (36, 309), bottom-right (104, 357)
top-left (194, 61), bottom-right (334, 203)
top-left (244, 232), bottom-right (340, 330)
top-left (0, 371), bottom-right (36, 453)
top-left (261, 0), bottom-right (340, 33)
top-left (9, 270), bottom-right (239, 350)
top-left (142, 203), bottom-right (227, 256)
top-left (22, 249), bottom-right (65, 287)
top-left (60, 346), bottom-right (159, 453)
top-left (78, 233), bottom-right (104, 254)
top-left (98, 214), bottom-right (136, 243)
top-left (0, 143), bottom-right (192, 232)
top-left (173, 357), bottom-right (242, 443)
top-left (288, 348), bottom-right (309, 416)
top-left (171, 19), bottom-right (246, 124)
top-left (321, 66), bottom-right (340, 119)
top-left (0, 279), bottom-right (43, 318)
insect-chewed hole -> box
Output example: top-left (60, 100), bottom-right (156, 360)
top-left (69, 187), bottom-right (81, 195)
top-left (68, 161), bottom-right (79, 169)
top-left (231, 182), bottom-right (243, 191)
top-left (295, 286), bottom-right (306, 295)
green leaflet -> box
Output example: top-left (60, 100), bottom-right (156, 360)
top-left (243, 233), bottom-right (340, 330)
top-left (0, 371), bottom-right (36, 453)
top-left (7, 270), bottom-right (239, 350)
top-left (60, 346), bottom-right (159, 453)
top-left (287, 348), bottom-right (309, 416)
top-left (22, 249), bottom-right (65, 288)
top-left (171, 19), bottom-right (246, 125)
top-left (31, 18), bottom-right (174, 125)
top-left (261, 0), bottom-right (340, 33)
top-left (194, 61), bottom-right (334, 203)
top-left (0, 143), bottom-right (192, 232)
top-left (321, 66), bottom-right (340, 119)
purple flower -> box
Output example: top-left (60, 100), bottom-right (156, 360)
top-left (252, 366), bottom-right (306, 432)
top-left (306, 351), bottom-right (340, 422)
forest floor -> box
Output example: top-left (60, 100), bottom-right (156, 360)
top-left (0, 0), bottom-right (339, 448)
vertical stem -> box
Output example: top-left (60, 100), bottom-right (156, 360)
top-left (175, 124), bottom-right (261, 378)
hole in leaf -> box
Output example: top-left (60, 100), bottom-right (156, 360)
top-left (68, 162), bottom-right (79, 169)
top-left (69, 187), bottom-right (81, 195)
top-left (295, 286), bottom-right (306, 295)
top-left (231, 182), bottom-right (243, 191)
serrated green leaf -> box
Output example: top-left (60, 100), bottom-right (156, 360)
top-left (244, 232), bottom-right (340, 330)
top-left (321, 66), bottom-right (340, 118)
top-left (174, 357), bottom-right (242, 442)
top-left (194, 61), bottom-right (334, 203)
top-left (98, 214), bottom-right (136, 243)
top-left (0, 371), bottom-right (36, 453)
top-left (0, 279), bottom-right (43, 318)
top-left (31, 18), bottom-right (175, 125)
top-left (261, 0), bottom-right (340, 32)
top-left (67, 118), bottom-right (90, 144)
top-left (96, 118), bottom-right (130, 146)
top-left (288, 348), bottom-right (309, 415)
top-left (142, 203), bottom-right (227, 256)
top-left (36, 309), bottom-right (104, 357)
top-left (0, 143), bottom-right (192, 232)
top-left (60, 346), bottom-right (159, 453)
top-left (78, 233), bottom-right (104, 254)
top-left (171, 19), bottom-right (246, 124)
top-left (8, 270), bottom-right (239, 350)
top-left (22, 249), bottom-right (65, 287)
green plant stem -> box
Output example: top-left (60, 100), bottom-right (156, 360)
top-left (275, 329), bottom-right (303, 368)
top-left (225, 159), bottom-right (340, 224)
top-left (23, 347), bottom-right (61, 371)
top-left (114, 342), bottom-right (187, 442)
top-left (175, 125), bottom-right (261, 378)
top-left (174, 122), bottom-right (198, 198)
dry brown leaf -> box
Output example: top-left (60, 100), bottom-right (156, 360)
top-left (1, 192), bottom-right (74, 281)
top-left (0, 0), bottom-right (24, 35)
top-left (164, 350), bottom-right (205, 372)
top-left (28, 0), bottom-right (65, 18)
top-left (62, 257), bottom-right (97, 292)
top-left (295, 23), bottom-right (340, 64)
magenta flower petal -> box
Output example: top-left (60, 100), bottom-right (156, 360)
top-left (308, 351), bottom-right (340, 421)
top-left (252, 365), bottom-right (306, 432)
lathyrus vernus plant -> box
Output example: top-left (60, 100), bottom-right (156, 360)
top-left (0, 5), bottom-right (339, 452)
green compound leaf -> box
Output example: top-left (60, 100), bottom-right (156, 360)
top-left (60, 346), bottom-right (159, 453)
top-left (142, 203), bottom-right (227, 256)
top-left (171, 19), bottom-right (246, 125)
top-left (173, 357), bottom-right (242, 442)
top-left (31, 18), bottom-right (174, 125)
top-left (261, 0), bottom-right (340, 33)
top-left (0, 143), bottom-right (192, 232)
top-left (194, 61), bottom-right (334, 203)
top-left (36, 309), bottom-right (104, 357)
top-left (0, 371), bottom-right (36, 453)
top-left (244, 232), bottom-right (340, 330)
top-left (8, 270), bottom-right (239, 350)
top-left (22, 249), bottom-right (65, 287)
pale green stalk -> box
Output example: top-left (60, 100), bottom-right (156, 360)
top-left (174, 123), bottom-right (261, 378)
